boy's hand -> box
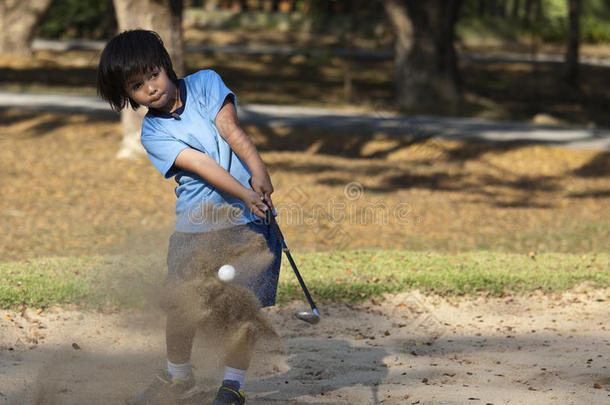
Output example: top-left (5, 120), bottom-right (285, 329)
top-left (249, 172), bottom-right (275, 210)
top-left (243, 188), bottom-right (269, 219)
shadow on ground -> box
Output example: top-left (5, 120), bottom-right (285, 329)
top-left (3, 330), bottom-right (608, 404)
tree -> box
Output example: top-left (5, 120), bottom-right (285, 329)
top-left (112, 0), bottom-right (185, 158)
top-left (0, 0), bottom-right (53, 56)
top-left (565, 0), bottom-right (580, 86)
top-left (511, 0), bottom-right (521, 18)
top-left (383, 0), bottom-right (463, 111)
top-left (204, 0), bottom-right (220, 11)
top-left (38, 0), bottom-right (117, 40)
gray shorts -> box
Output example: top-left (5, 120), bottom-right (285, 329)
top-left (167, 220), bottom-right (282, 307)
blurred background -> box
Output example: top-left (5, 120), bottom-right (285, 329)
top-left (1, 0), bottom-right (609, 263)
top-left (4, 0), bottom-right (610, 120)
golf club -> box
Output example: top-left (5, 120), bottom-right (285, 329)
top-left (262, 200), bottom-right (321, 325)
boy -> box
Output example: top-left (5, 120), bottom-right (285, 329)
top-left (97, 29), bottom-right (281, 405)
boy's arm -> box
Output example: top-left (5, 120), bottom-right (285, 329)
top-left (215, 97), bottom-right (274, 209)
top-left (174, 148), bottom-right (268, 219)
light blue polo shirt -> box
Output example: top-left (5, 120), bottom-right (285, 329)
top-left (140, 69), bottom-right (258, 232)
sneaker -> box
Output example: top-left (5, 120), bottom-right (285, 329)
top-left (128, 370), bottom-right (196, 405)
top-left (211, 380), bottom-right (246, 405)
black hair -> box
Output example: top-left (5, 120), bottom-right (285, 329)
top-left (96, 29), bottom-right (178, 111)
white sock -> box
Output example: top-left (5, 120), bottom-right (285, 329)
top-left (167, 360), bottom-right (191, 380)
top-left (223, 366), bottom-right (247, 388)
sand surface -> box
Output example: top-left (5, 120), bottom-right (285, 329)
top-left (1, 289), bottom-right (609, 405)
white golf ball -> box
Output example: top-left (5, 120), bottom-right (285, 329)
top-left (218, 264), bottom-right (236, 282)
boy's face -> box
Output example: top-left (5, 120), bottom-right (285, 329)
top-left (125, 66), bottom-right (177, 112)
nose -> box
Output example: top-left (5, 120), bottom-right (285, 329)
top-left (147, 81), bottom-right (157, 96)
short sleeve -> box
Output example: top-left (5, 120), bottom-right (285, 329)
top-left (141, 122), bottom-right (189, 179)
top-left (199, 70), bottom-right (236, 120)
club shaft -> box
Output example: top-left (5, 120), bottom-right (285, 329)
top-left (282, 245), bottom-right (319, 313)
top-left (264, 204), bottom-right (319, 314)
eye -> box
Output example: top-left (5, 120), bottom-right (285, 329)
top-left (132, 82), bottom-right (142, 91)
top-left (151, 71), bottom-right (160, 78)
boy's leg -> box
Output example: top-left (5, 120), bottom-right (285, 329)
top-left (224, 221), bottom-right (280, 372)
top-left (165, 231), bottom-right (200, 367)
top-left (129, 308), bottom-right (197, 405)
top-left (225, 321), bottom-right (258, 370)
top-left (211, 323), bottom-right (255, 405)
top-left (211, 222), bottom-right (281, 404)
top-left (129, 233), bottom-right (198, 404)
top-left (166, 309), bottom-right (196, 364)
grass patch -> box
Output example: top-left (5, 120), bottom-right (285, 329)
top-left (1, 251), bottom-right (607, 310)
top-left (0, 255), bottom-right (165, 310)
top-left (277, 250), bottom-right (609, 303)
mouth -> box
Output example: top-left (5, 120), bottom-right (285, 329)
top-left (150, 94), bottom-right (164, 105)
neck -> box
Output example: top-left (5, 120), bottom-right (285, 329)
top-left (168, 81), bottom-right (182, 112)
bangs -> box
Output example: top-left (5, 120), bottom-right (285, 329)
top-left (97, 30), bottom-right (177, 111)
top-left (120, 43), bottom-right (168, 86)
top-left (107, 30), bottom-right (175, 87)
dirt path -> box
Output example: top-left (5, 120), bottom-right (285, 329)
top-left (2, 91), bottom-right (609, 151)
top-left (1, 289), bottom-right (609, 405)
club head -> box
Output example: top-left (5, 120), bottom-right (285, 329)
top-left (294, 310), bottom-right (320, 325)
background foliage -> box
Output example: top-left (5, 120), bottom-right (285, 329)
top-left (35, 0), bottom-right (610, 44)
top-left (38, 0), bottom-right (117, 40)
top-left (459, 0), bottom-right (610, 43)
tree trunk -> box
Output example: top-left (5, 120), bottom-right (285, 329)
top-left (112, 0), bottom-right (184, 159)
top-left (534, 0), bottom-right (543, 21)
top-left (525, 0), bottom-right (534, 23)
top-left (488, 0), bottom-right (498, 16)
top-left (204, 0), bottom-right (220, 11)
top-left (0, 0), bottom-right (53, 57)
top-left (565, 0), bottom-right (580, 86)
top-left (478, 0), bottom-right (486, 16)
top-left (383, 0), bottom-right (463, 111)
top-left (511, 0), bottom-right (521, 18)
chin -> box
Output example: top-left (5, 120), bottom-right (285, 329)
top-left (155, 97), bottom-right (171, 109)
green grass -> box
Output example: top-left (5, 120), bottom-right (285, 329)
top-left (1, 251), bottom-right (608, 310)
top-left (0, 255), bottom-right (166, 310)
top-left (277, 250), bottom-right (609, 302)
